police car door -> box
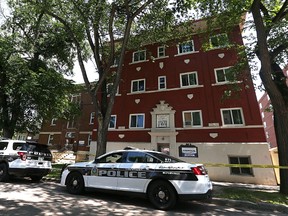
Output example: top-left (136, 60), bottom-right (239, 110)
top-left (87, 152), bottom-right (122, 190)
top-left (117, 152), bottom-right (153, 192)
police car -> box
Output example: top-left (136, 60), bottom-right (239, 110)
top-left (60, 148), bottom-right (212, 210)
top-left (0, 140), bottom-right (52, 182)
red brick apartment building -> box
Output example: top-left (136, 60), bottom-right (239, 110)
top-left (38, 90), bottom-right (95, 160)
top-left (40, 19), bottom-right (277, 185)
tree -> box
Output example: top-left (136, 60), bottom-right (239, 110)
top-left (21, 0), bottom-right (180, 157)
top-left (175, 0), bottom-right (288, 194)
top-left (0, 1), bottom-right (78, 138)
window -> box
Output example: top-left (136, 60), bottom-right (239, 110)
top-left (133, 50), bottom-right (146, 62)
top-left (178, 40), bottom-right (195, 54)
top-left (210, 33), bottom-right (229, 48)
top-left (130, 114), bottom-right (145, 128)
top-left (157, 46), bottom-right (166, 58)
top-left (180, 72), bottom-right (198, 87)
top-left (71, 94), bottom-right (81, 104)
top-left (89, 112), bottom-right (95, 125)
top-left (109, 115), bottom-right (116, 129)
top-left (67, 118), bottom-right (76, 128)
top-left (229, 156), bottom-right (253, 176)
top-left (156, 114), bottom-right (169, 128)
top-left (87, 134), bottom-right (92, 146)
top-left (107, 82), bottom-right (119, 96)
top-left (48, 134), bottom-right (54, 145)
top-left (51, 118), bottom-right (57, 126)
top-left (183, 111), bottom-right (202, 127)
top-left (221, 108), bottom-right (244, 126)
top-left (98, 152), bottom-right (123, 163)
top-left (131, 79), bottom-right (145, 92)
top-left (215, 67), bottom-right (234, 83)
top-left (126, 152), bottom-right (149, 163)
top-left (158, 76), bottom-right (166, 90)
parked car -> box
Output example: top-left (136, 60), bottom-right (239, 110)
top-left (0, 139), bottom-right (52, 182)
top-left (60, 148), bottom-right (212, 210)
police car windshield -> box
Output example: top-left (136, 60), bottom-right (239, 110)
top-left (151, 152), bottom-right (184, 163)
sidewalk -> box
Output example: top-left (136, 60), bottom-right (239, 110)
top-left (211, 181), bottom-right (288, 214)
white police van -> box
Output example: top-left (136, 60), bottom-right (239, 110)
top-left (0, 139), bottom-right (52, 182)
top-left (60, 148), bottom-right (212, 210)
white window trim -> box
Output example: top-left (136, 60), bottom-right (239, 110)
top-left (182, 110), bottom-right (203, 127)
top-left (209, 33), bottom-right (229, 49)
top-left (87, 134), bottom-right (92, 146)
top-left (48, 134), bottom-right (54, 146)
top-left (131, 79), bottom-right (146, 93)
top-left (158, 76), bottom-right (167, 90)
top-left (180, 71), bottom-right (199, 87)
top-left (50, 118), bottom-right (57, 126)
top-left (132, 50), bottom-right (147, 63)
top-left (214, 66), bottom-right (233, 84)
top-left (176, 40), bottom-right (196, 55)
top-left (129, 113), bottom-right (145, 129)
top-left (220, 107), bottom-right (245, 126)
top-left (109, 115), bottom-right (117, 129)
top-left (157, 46), bottom-right (166, 58)
top-left (89, 112), bottom-right (95, 125)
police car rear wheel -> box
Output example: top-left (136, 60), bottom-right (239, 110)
top-left (148, 180), bottom-right (177, 210)
top-left (0, 163), bottom-right (9, 182)
top-left (66, 172), bottom-right (84, 195)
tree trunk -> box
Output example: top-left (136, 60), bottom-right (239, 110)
top-left (274, 109), bottom-right (288, 194)
top-left (2, 128), bottom-right (14, 139)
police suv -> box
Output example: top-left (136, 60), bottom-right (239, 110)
top-left (0, 139), bottom-right (52, 182)
top-left (60, 148), bottom-right (213, 210)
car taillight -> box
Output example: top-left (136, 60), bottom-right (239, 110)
top-left (18, 152), bottom-right (27, 161)
top-left (192, 166), bottom-right (207, 175)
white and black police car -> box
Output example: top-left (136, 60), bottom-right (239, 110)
top-left (60, 147), bottom-right (213, 210)
top-left (0, 139), bottom-right (52, 182)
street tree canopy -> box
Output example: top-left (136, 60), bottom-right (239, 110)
top-left (0, 1), bottom-right (79, 138)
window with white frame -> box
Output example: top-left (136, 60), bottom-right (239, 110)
top-left (131, 79), bottom-right (145, 92)
top-left (51, 118), bottom-right (57, 126)
top-left (48, 134), bottom-right (54, 145)
top-left (107, 82), bottom-right (119, 96)
top-left (209, 33), bottom-right (229, 48)
top-left (67, 117), bottom-right (76, 128)
top-left (221, 108), bottom-right (244, 126)
top-left (178, 40), bottom-right (195, 54)
top-left (183, 110), bottom-right (202, 127)
top-left (71, 94), bottom-right (81, 104)
top-left (157, 46), bottom-right (166, 58)
top-left (130, 114), bottom-right (145, 128)
top-left (90, 112), bottom-right (95, 125)
top-left (158, 76), bottom-right (166, 90)
top-left (109, 115), bottom-right (116, 129)
top-left (180, 72), bottom-right (198, 87)
top-left (133, 50), bottom-right (146, 62)
top-left (215, 67), bottom-right (234, 83)
top-left (87, 134), bottom-right (92, 146)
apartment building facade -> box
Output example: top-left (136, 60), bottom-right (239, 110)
top-left (38, 90), bottom-right (94, 161)
top-left (87, 20), bottom-right (276, 185)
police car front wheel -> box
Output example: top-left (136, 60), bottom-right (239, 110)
top-left (148, 180), bottom-right (177, 210)
top-left (66, 172), bottom-right (85, 195)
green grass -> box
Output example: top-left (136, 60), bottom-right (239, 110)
top-left (46, 164), bottom-right (288, 206)
top-left (214, 187), bottom-right (288, 206)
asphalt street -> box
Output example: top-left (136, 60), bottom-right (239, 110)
top-left (0, 179), bottom-right (286, 216)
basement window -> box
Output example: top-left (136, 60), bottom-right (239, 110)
top-left (229, 156), bottom-right (253, 176)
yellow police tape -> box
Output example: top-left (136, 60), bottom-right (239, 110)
top-left (71, 153), bottom-right (287, 169)
top-left (204, 163), bottom-right (288, 169)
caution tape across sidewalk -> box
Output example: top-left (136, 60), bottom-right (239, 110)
top-left (204, 163), bottom-right (288, 169)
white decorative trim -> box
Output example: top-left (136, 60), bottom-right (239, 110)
top-left (119, 134), bottom-right (125, 139)
top-left (136, 67), bottom-right (141, 71)
top-left (187, 94), bottom-right (194, 99)
top-left (209, 133), bottom-right (218, 138)
top-left (218, 53), bottom-right (225, 58)
top-left (135, 99), bottom-right (140, 104)
top-left (184, 59), bottom-right (190, 64)
top-left (159, 62), bottom-right (164, 69)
